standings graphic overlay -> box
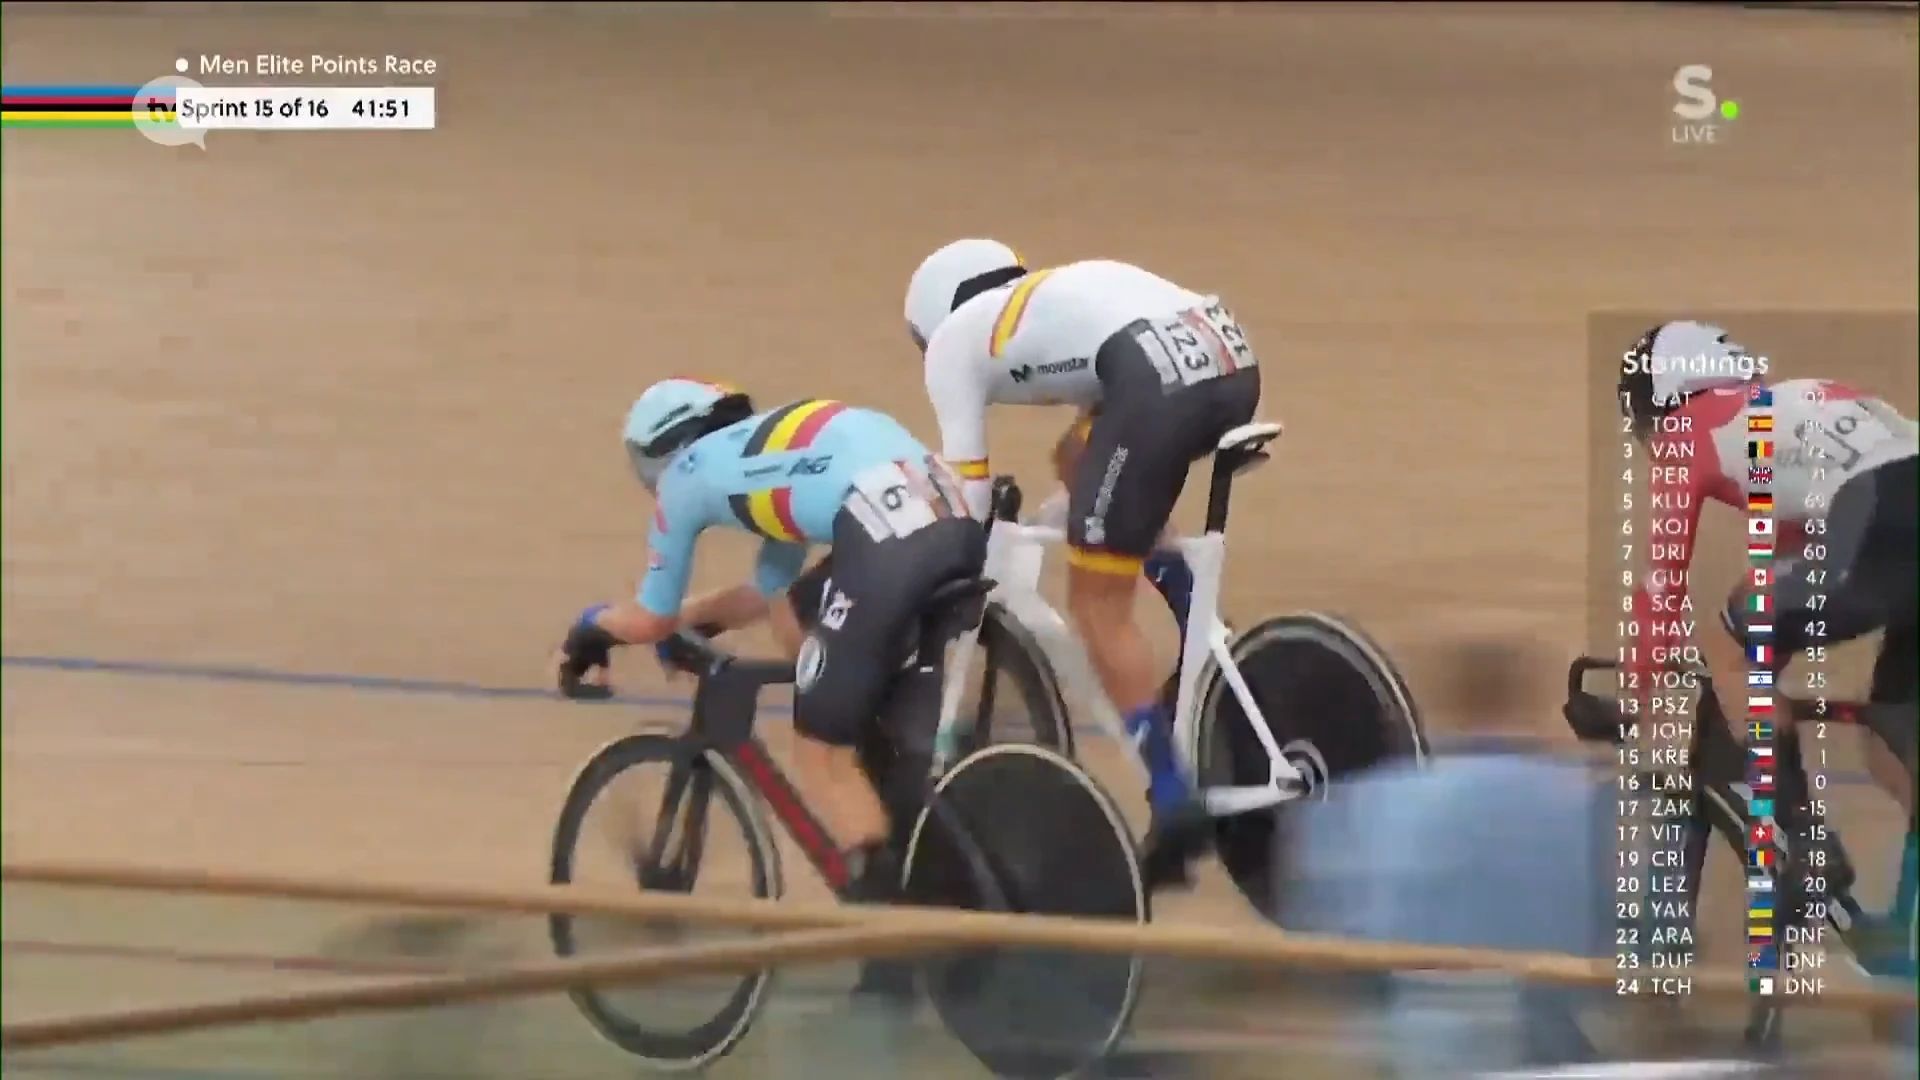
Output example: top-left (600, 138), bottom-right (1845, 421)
top-left (1609, 340), bottom-right (1708, 997)
top-left (1592, 312), bottom-right (1920, 1009)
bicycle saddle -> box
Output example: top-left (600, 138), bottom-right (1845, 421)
top-left (922, 575), bottom-right (996, 639)
top-left (1215, 421), bottom-right (1283, 476)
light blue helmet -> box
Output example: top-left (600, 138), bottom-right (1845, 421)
top-left (622, 378), bottom-right (754, 490)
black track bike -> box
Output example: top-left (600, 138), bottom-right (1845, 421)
top-left (551, 571), bottom-right (1146, 1079)
top-left (1564, 656), bottom-right (1916, 1050)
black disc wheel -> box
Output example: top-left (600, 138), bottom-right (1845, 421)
top-left (1196, 611), bottom-right (1426, 916)
top-left (906, 744), bottom-right (1146, 1080)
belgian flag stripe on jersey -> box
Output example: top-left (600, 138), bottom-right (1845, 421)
top-left (728, 487), bottom-right (805, 543)
top-left (731, 399), bottom-right (848, 540)
top-left (742, 399), bottom-right (846, 457)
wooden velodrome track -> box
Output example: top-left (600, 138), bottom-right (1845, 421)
top-left (3, 3), bottom-right (1915, 1076)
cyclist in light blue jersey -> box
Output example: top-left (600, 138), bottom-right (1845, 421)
top-left (554, 378), bottom-right (986, 921)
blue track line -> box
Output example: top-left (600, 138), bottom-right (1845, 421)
top-left (0, 653), bottom-right (1877, 785)
top-left (0, 653), bottom-right (756, 711)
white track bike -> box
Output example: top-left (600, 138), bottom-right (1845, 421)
top-left (935, 422), bottom-right (1430, 912)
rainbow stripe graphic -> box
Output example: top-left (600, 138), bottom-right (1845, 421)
top-left (2, 85), bottom-right (173, 127)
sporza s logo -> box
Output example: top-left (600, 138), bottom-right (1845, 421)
top-left (1671, 65), bottom-right (1739, 146)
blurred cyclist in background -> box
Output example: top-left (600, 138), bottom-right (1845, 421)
top-left (1617, 320), bottom-right (1917, 959)
top-left (1283, 639), bottom-right (1604, 1079)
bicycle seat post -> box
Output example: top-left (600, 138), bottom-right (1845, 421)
top-left (1203, 455), bottom-right (1235, 537)
top-left (910, 577), bottom-right (995, 767)
top-left (989, 475), bottom-right (1023, 525)
top-left (1204, 423), bottom-right (1282, 535)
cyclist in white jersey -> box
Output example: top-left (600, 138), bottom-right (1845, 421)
top-left (905, 240), bottom-right (1263, 887)
top-left (1618, 320), bottom-right (1918, 953)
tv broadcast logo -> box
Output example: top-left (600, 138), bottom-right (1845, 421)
top-left (1672, 65), bottom-right (1740, 146)
top-left (133, 74), bottom-right (207, 149)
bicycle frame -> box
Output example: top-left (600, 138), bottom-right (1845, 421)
top-left (665, 581), bottom-right (995, 897)
top-left (937, 422), bottom-right (1301, 816)
top-left (672, 652), bottom-right (859, 892)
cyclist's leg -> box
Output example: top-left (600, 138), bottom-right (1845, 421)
top-left (788, 536), bottom-right (910, 894)
top-left (1745, 460), bottom-right (1918, 937)
top-left (1066, 331), bottom-right (1259, 884)
top-left (1822, 457), bottom-right (1919, 813)
top-left (1853, 457), bottom-right (1918, 929)
top-left (775, 554), bottom-right (833, 659)
top-left (803, 507), bottom-right (983, 998)
top-left (783, 553), bottom-right (909, 835)
top-left (1053, 408), bottom-right (1196, 631)
top-left (1868, 620), bottom-right (1920, 935)
top-left (1863, 623), bottom-right (1916, 817)
top-left (792, 506), bottom-right (985, 882)
top-left (1064, 337), bottom-right (1213, 812)
top-left (1065, 402), bottom-right (1182, 802)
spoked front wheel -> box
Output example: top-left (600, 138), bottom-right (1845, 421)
top-left (905, 744), bottom-right (1147, 1080)
top-left (1195, 611), bottom-right (1426, 917)
top-left (548, 730), bottom-right (784, 1070)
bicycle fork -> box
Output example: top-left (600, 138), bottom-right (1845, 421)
top-left (1174, 537), bottom-right (1308, 819)
top-left (1194, 639), bottom-right (1314, 817)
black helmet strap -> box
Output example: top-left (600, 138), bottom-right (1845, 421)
top-left (951, 265), bottom-right (1028, 312)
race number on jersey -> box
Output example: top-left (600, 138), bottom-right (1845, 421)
top-left (1132, 298), bottom-right (1256, 390)
top-left (1796, 393), bottom-right (1913, 477)
top-left (846, 457), bottom-right (968, 541)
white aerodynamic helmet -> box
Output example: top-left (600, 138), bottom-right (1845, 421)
top-left (1618, 320), bottom-right (1756, 438)
top-left (904, 238), bottom-right (1027, 350)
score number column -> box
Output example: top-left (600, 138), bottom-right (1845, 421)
top-left (1613, 398), bottom-right (1701, 997)
top-left (1773, 385), bottom-right (1838, 995)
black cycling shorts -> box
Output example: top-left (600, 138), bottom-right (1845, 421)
top-left (784, 499), bottom-right (986, 749)
top-left (1064, 309), bottom-right (1262, 574)
top-left (1723, 454), bottom-right (1917, 758)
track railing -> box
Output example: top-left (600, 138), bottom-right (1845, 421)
top-left (2, 857), bottom-right (1912, 1052)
